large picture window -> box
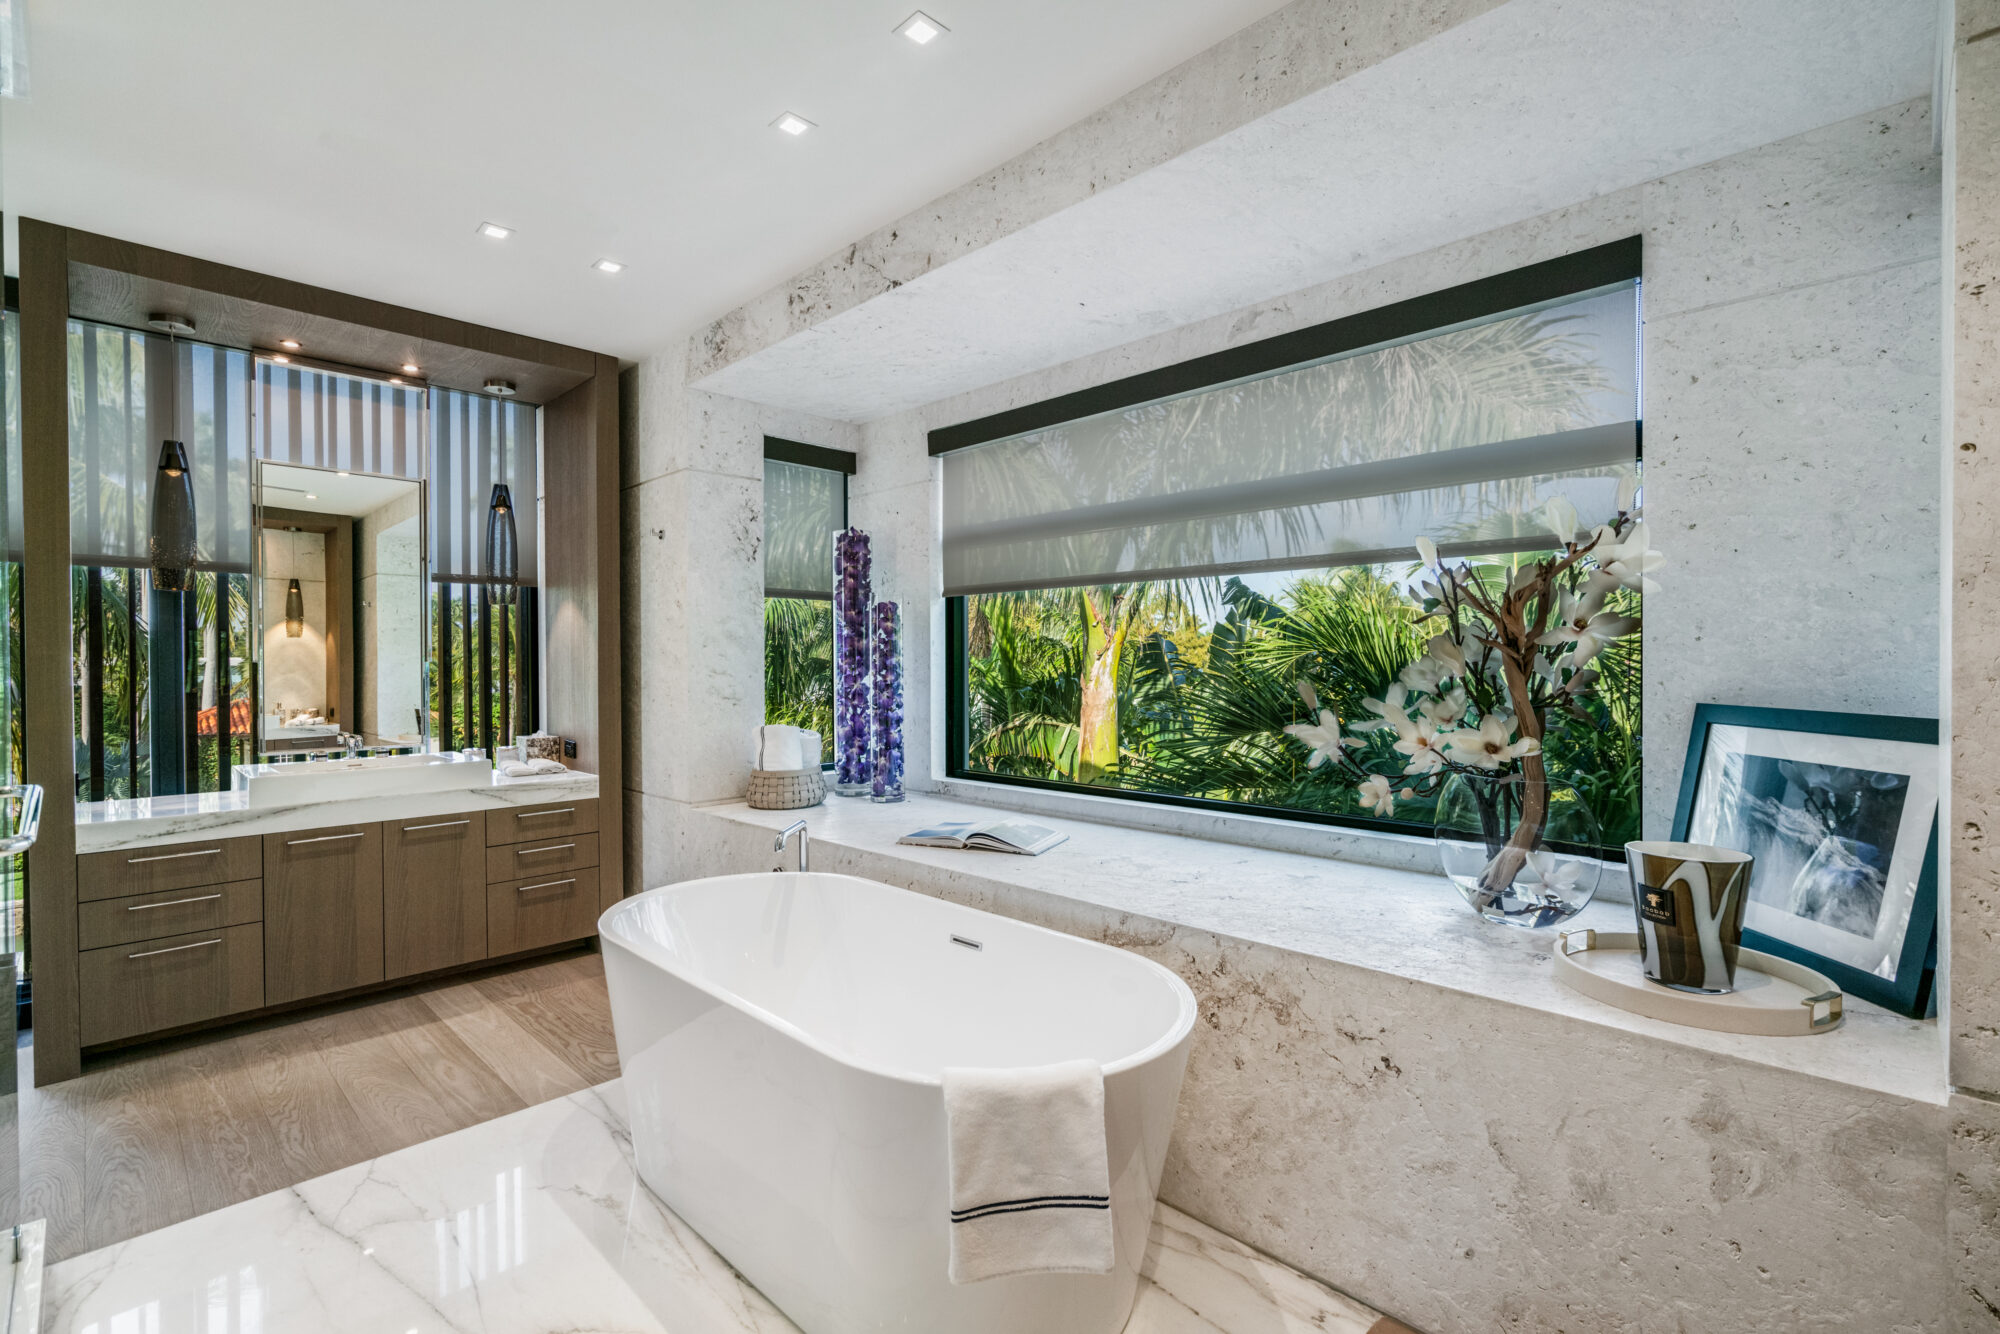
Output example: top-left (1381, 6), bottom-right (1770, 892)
top-left (762, 437), bottom-right (855, 749)
top-left (939, 241), bottom-right (1643, 848)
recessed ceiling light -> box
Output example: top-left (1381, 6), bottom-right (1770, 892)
top-left (895, 10), bottom-right (947, 43)
top-left (401, 363), bottom-right (420, 374)
top-left (305, 493), bottom-right (318, 501)
top-left (337, 471), bottom-right (349, 477)
top-left (484, 378), bottom-right (517, 397)
top-left (278, 338), bottom-right (301, 351)
top-left (271, 354), bottom-right (290, 364)
top-left (592, 258), bottom-right (624, 274)
top-left (772, 111), bottom-right (815, 137)
top-left (477, 221), bottom-right (513, 240)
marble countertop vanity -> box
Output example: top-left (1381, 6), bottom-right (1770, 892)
top-left (76, 768), bottom-right (600, 854)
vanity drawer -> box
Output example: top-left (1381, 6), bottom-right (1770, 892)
top-left (486, 832), bottom-right (598, 884)
top-left (78, 836), bottom-right (263, 903)
top-left (486, 799), bottom-right (597, 846)
top-left (487, 867), bottom-right (601, 955)
top-left (78, 878), bottom-right (262, 950)
top-left (79, 923), bottom-right (264, 1046)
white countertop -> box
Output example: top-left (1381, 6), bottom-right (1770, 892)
top-left (75, 770), bottom-right (600, 854)
top-left (693, 791), bottom-right (1946, 1107)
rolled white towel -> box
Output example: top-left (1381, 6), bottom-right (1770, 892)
top-left (752, 724), bottom-right (806, 771)
top-left (942, 1059), bottom-right (1114, 1284)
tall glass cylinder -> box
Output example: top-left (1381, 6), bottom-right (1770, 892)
top-left (870, 601), bottom-right (905, 803)
top-left (832, 528), bottom-right (873, 796)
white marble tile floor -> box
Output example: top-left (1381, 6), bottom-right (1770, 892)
top-left (43, 1080), bottom-right (1391, 1334)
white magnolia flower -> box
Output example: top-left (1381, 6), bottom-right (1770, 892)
top-left (1426, 633), bottom-right (1468, 677)
top-left (1399, 654), bottom-right (1448, 695)
top-left (1357, 774), bottom-right (1396, 816)
top-left (1595, 522), bottom-right (1663, 595)
top-left (1540, 585), bottom-right (1638, 668)
top-left (1415, 535), bottom-right (1439, 569)
top-left (1419, 686), bottom-right (1470, 730)
top-left (1616, 472), bottom-right (1639, 515)
top-left (1358, 683), bottom-right (1417, 741)
top-left (1543, 496), bottom-right (1580, 547)
top-left (1393, 717), bottom-right (1450, 775)
top-left (1519, 850), bottom-right (1585, 900)
top-left (1445, 714), bottom-right (1542, 770)
top-left (1282, 709), bottom-right (1351, 769)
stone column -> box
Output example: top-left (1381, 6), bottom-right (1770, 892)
top-left (1946, 3), bottom-right (2000, 1328)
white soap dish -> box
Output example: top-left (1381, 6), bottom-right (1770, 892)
top-left (1553, 929), bottom-right (1843, 1037)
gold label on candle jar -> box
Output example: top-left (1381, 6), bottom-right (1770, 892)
top-left (1637, 884), bottom-right (1678, 926)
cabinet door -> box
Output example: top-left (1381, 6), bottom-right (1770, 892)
top-left (384, 812), bottom-right (487, 979)
top-left (264, 823), bottom-right (384, 1004)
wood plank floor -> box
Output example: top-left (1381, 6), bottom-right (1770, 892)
top-left (18, 946), bottom-right (618, 1263)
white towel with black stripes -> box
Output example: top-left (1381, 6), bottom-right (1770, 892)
top-left (942, 1059), bottom-right (1114, 1284)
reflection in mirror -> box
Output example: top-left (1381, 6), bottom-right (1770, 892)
top-left (254, 461), bottom-right (427, 755)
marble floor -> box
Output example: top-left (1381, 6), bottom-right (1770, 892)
top-left (42, 1078), bottom-right (1403, 1334)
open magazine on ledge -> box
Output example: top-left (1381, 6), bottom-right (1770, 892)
top-left (896, 818), bottom-right (1069, 856)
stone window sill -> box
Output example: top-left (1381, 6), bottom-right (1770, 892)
top-left (691, 789), bottom-right (1945, 1108)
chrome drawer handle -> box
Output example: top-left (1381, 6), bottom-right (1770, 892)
top-left (286, 832), bottom-right (366, 846)
top-left (516, 808), bottom-right (575, 820)
top-left (403, 819), bottom-right (471, 832)
top-left (517, 877), bottom-right (577, 893)
top-left (516, 842), bottom-right (576, 856)
top-left (128, 938), bottom-right (221, 960)
top-left (127, 848), bottom-right (222, 864)
top-left (128, 893), bottom-right (224, 912)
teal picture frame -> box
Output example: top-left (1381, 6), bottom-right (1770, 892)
top-left (1669, 703), bottom-right (1938, 1019)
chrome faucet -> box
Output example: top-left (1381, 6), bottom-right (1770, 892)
top-left (775, 820), bottom-right (810, 873)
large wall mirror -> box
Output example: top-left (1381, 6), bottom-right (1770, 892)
top-left (254, 461), bottom-right (428, 754)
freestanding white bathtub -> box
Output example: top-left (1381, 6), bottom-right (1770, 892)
top-left (599, 871), bottom-right (1197, 1334)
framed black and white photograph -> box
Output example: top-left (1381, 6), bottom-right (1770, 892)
top-left (1670, 704), bottom-right (1938, 1018)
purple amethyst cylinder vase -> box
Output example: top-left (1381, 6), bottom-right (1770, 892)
top-left (832, 528), bottom-right (874, 796)
top-left (870, 601), bottom-right (905, 803)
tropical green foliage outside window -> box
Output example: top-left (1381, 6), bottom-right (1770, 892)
top-left (957, 566), bottom-right (1641, 850)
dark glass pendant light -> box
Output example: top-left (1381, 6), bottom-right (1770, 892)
top-left (149, 440), bottom-right (197, 592)
top-left (284, 578), bottom-right (304, 637)
top-left (485, 483), bottom-right (518, 604)
top-left (147, 313), bottom-right (199, 593)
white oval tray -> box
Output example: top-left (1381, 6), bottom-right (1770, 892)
top-left (1554, 929), bottom-right (1844, 1036)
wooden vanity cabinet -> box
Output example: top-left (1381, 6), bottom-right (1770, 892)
top-left (384, 812), bottom-right (488, 978)
top-left (263, 822), bottom-right (385, 1004)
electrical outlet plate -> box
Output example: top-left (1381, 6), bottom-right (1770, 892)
top-left (563, 738), bottom-right (577, 758)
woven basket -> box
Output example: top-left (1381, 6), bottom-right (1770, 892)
top-left (747, 766), bottom-right (826, 810)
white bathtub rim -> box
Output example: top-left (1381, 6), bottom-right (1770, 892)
top-left (600, 870), bottom-right (1199, 1091)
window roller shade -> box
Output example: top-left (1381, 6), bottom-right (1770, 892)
top-left (941, 282), bottom-right (1640, 596)
top-left (430, 387), bottom-right (539, 587)
top-left (70, 319), bottom-right (255, 573)
top-left (764, 457), bottom-right (845, 599)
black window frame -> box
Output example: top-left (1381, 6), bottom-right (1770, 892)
top-left (937, 238), bottom-right (1643, 843)
top-left (762, 436), bottom-right (855, 769)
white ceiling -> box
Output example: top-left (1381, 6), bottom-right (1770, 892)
top-left (3, 0), bottom-right (1296, 362)
top-left (695, 0), bottom-right (1937, 421)
top-left (260, 463), bottom-right (416, 519)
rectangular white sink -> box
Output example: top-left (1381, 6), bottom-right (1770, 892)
top-left (233, 752), bottom-right (494, 808)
